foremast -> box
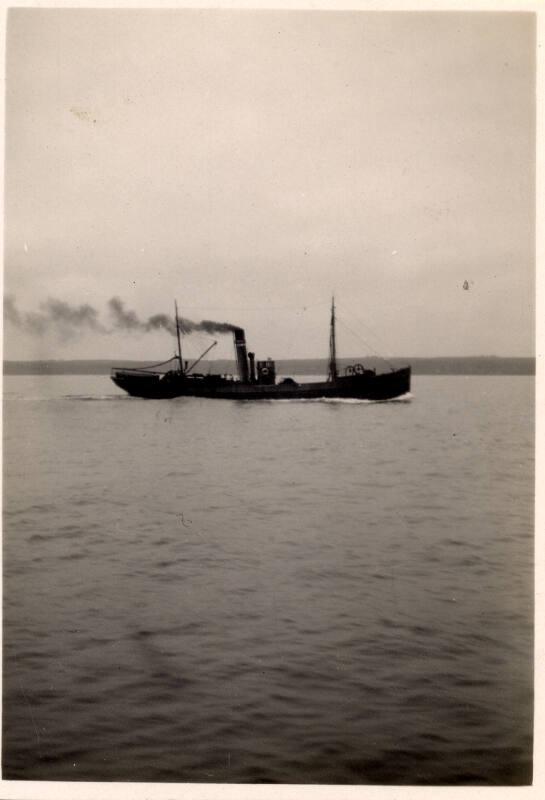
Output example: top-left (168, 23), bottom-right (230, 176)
top-left (328, 296), bottom-right (338, 382)
top-left (174, 300), bottom-right (183, 373)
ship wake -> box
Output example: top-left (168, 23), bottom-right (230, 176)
top-left (268, 393), bottom-right (413, 405)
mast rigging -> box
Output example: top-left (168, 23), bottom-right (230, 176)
top-left (174, 300), bottom-right (183, 372)
top-left (328, 296), bottom-right (338, 381)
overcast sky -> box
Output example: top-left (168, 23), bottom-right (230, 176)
top-left (4, 8), bottom-right (535, 362)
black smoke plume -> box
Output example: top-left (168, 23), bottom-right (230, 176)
top-left (4, 295), bottom-right (106, 337)
top-left (107, 297), bottom-right (237, 336)
top-left (5, 295), bottom-right (238, 339)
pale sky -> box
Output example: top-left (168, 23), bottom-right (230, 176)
top-left (3, 8), bottom-right (535, 362)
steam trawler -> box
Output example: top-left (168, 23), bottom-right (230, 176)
top-left (111, 300), bottom-right (411, 401)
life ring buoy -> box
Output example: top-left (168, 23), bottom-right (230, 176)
top-left (261, 367), bottom-right (269, 376)
top-left (354, 363), bottom-right (365, 375)
top-left (346, 365), bottom-right (355, 376)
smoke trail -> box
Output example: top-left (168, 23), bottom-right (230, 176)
top-left (5, 295), bottom-right (239, 339)
top-left (185, 319), bottom-right (238, 335)
top-left (4, 295), bottom-right (21, 327)
top-left (147, 314), bottom-right (177, 336)
top-left (108, 298), bottom-right (177, 336)
top-left (44, 298), bottom-right (105, 332)
top-left (4, 295), bottom-right (107, 337)
top-left (108, 297), bottom-right (237, 336)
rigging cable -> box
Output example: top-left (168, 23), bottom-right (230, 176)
top-left (122, 355), bottom-right (179, 372)
top-left (336, 311), bottom-right (396, 371)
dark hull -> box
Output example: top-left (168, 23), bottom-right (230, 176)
top-left (111, 367), bottom-right (411, 401)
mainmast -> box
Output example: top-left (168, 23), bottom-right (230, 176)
top-left (174, 300), bottom-right (183, 373)
top-left (328, 296), bottom-right (338, 382)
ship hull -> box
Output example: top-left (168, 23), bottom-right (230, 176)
top-left (111, 367), bottom-right (411, 401)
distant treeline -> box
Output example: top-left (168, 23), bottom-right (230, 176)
top-left (3, 357), bottom-right (535, 376)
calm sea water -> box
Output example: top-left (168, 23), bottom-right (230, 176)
top-left (2, 374), bottom-right (534, 784)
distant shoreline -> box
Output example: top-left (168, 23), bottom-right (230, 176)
top-left (3, 357), bottom-right (535, 376)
